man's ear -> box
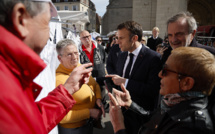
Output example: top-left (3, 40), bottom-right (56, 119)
top-left (11, 3), bottom-right (30, 39)
top-left (132, 35), bottom-right (139, 42)
top-left (190, 30), bottom-right (196, 41)
top-left (181, 77), bottom-right (195, 92)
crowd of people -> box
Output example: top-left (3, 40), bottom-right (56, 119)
top-left (0, 0), bottom-right (215, 134)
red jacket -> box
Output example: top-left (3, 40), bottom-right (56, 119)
top-left (0, 26), bottom-right (76, 134)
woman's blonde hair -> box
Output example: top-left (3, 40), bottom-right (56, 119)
top-left (171, 47), bottom-right (215, 95)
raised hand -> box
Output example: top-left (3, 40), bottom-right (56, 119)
top-left (64, 63), bottom-right (93, 94)
top-left (108, 92), bottom-right (125, 133)
top-left (113, 84), bottom-right (132, 108)
top-left (106, 74), bottom-right (126, 86)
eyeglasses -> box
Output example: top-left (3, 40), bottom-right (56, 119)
top-left (97, 40), bottom-right (102, 42)
top-left (60, 52), bottom-right (79, 58)
top-left (81, 35), bottom-right (91, 39)
top-left (161, 64), bottom-right (187, 77)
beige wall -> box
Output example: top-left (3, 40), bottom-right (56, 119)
top-left (133, 0), bottom-right (157, 31)
top-left (102, 0), bottom-right (133, 35)
top-left (102, 0), bottom-right (189, 38)
top-left (156, 0), bottom-right (188, 38)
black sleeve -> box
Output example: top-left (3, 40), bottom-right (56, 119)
top-left (115, 129), bottom-right (127, 134)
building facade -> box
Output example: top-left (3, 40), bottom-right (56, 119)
top-left (102, 0), bottom-right (215, 38)
top-left (52, 0), bottom-right (99, 33)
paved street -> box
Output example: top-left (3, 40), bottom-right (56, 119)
top-left (94, 113), bottom-right (114, 134)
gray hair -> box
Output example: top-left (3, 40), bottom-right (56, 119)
top-left (0, 0), bottom-right (47, 28)
top-left (167, 11), bottom-right (197, 34)
top-left (56, 39), bottom-right (77, 55)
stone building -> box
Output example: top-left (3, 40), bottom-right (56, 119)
top-left (52, 0), bottom-right (100, 33)
top-left (102, 0), bottom-right (215, 38)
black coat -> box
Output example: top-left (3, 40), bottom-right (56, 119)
top-left (161, 38), bottom-right (215, 65)
top-left (116, 97), bottom-right (214, 134)
top-left (147, 37), bottom-right (163, 51)
top-left (79, 44), bottom-right (106, 86)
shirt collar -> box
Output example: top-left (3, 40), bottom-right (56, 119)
top-left (128, 44), bottom-right (142, 57)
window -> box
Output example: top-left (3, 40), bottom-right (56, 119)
top-left (56, 6), bottom-right (60, 10)
top-left (65, 6), bottom-right (68, 10)
top-left (56, 0), bottom-right (60, 2)
top-left (72, 5), bottom-right (78, 11)
top-left (64, 0), bottom-right (68, 2)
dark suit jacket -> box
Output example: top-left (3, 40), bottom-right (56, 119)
top-left (147, 37), bottom-right (163, 51)
top-left (116, 45), bottom-right (161, 134)
top-left (106, 44), bottom-right (121, 74)
top-left (117, 45), bottom-right (162, 111)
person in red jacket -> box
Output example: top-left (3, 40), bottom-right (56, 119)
top-left (0, 0), bottom-right (92, 133)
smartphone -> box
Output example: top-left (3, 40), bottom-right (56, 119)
top-left (104, 78), bottom-right (113, 93)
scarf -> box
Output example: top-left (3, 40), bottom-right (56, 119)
top-left (161, 91), bottom-right (205, 113)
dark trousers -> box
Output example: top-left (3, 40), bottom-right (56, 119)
top-left (58, 123), bottom-right (93, 134)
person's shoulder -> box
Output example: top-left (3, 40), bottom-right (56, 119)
top-left (198, 45), bottom-right (215, 55)
top-left (142, 45), bottom-right (160, 57)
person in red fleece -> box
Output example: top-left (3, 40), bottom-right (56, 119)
top-left (0, 0), bottom-right (92, 133)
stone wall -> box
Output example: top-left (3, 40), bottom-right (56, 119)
top-left (133, 0), bottom-right (157, 31)
top-left (156, 0), bottom-right (188, 38)
top-left (101, 0), bottom-right (133, 35)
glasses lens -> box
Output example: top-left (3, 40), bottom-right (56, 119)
top-left (162, 69), bottom-right (166, 76)
top-left (82, 35), bottom-right (90, 39)
top-left (161, 65), bottom-right (167, 76)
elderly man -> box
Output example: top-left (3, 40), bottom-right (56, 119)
top-left (79, 30), bottom-right (108, 109)
top-left (147, 27), bottom-right (163, 51)
top-left (109, 47), bottom-right (215, 134)
top-left (79, 30), bottom-right (106, 80)
top-left (0, 0), bottom-right (92, 133)
top-left (55, 39), bottom-right (105, 134)
top-left (162, 11), bottom-right (215, 64)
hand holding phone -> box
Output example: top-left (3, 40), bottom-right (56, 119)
top-left (104, 78), bottom-right (113, 93)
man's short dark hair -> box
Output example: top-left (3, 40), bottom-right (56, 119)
top-left (117, 21), bottom-right (143, 42)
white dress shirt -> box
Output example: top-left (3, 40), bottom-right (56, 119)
top-left (123, 45), bottom-right (142, 87)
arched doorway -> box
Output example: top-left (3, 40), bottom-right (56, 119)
top-left (187, 0), bottom-right (215, 26)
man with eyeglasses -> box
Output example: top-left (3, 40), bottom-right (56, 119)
top-left (79, 30), bottom-right (107, 112)
top-left (79, 30), bottom-right (106, 80)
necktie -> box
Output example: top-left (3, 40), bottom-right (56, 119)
top-left (124, 53), bottom-right (134, 78)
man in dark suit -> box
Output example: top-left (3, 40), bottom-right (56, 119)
top-left (106, 21), bottom-right (161, 134)
top-left (147, 27), bottom-right (163, 51)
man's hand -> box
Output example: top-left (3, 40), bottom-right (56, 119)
top-left (106, 75), bottom-right (126, 86)
top-left (113, 84), bottom-right (132, 108)
top-left (108, 92), bottom-right (125, 133)
top-left (96, 99), bottom-right (105, 117)
top-left (64, 63), bottom-right (93, 94)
